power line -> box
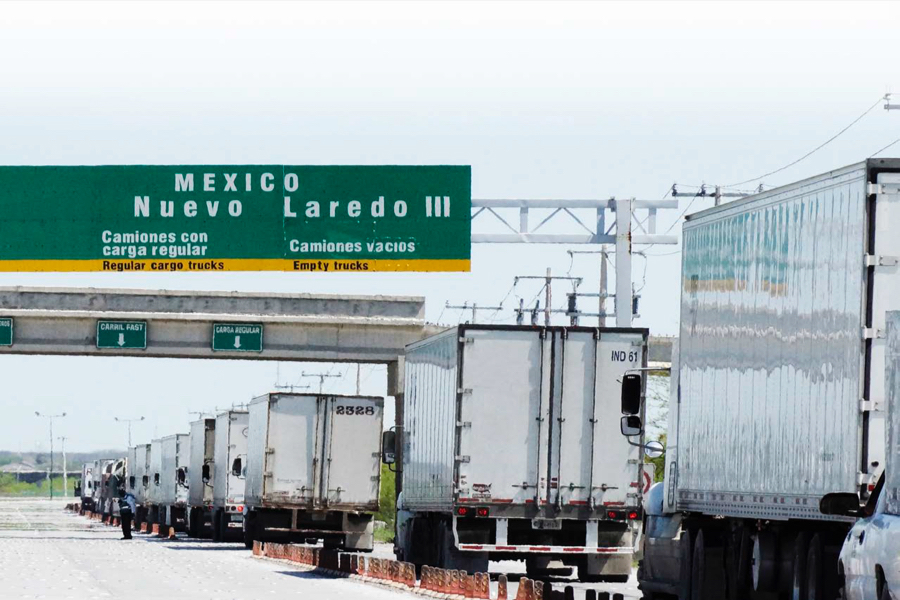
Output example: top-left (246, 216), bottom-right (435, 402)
top-left (871, 136), bottom-right (900, 157)
top-left (726, 95), bottom-right (886, 187)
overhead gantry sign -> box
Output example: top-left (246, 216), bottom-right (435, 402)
top-left (0, 287), bottom-right (434, 364)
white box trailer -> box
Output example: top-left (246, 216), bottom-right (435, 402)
top-left (396, 325), bottom-right (649, 578)
top-left (127, 444), bottom-right (151, 526)
top-left (146, 439), bottom-right (163, 524)
top-left (158, 433), bottom-right (190, 530)
top-left (79, 463), bottom-right (94, 513)
top-left (186, 418), bottom-right (216, 538)
top-left (211, 410), bottom-right (248, 542)
top-left (244, 393), bottom-right (384, 551)
top-left (639, 159), bottom-right (900, 600)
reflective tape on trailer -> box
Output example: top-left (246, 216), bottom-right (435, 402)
top-left (456, 544), bottom-right (634, 554)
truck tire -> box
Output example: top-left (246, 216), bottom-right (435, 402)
top-left (806, 535), bottom-right (822, 600)
top-left (691, 528), bottom-right (706, 600)
top-left (187, 508), bottom-right (200, 538)
top-left (790, 532), bottom-right (809, 600)
top-left (678, 528), bottom-right (693, 600)
top-left (437, 520), bottom-right (488, 574)
top-left (243, 513), bottom-right (255, 550)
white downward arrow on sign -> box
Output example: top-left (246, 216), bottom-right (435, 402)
top-left (234, 336), bottom-right (241, 349)
top-left (117, 333), bottom-right (125, 347)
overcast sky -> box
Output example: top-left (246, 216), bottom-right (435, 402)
top-left (1, 1), bottom-right (899, 452)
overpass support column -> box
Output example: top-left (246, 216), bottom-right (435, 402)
top-left (387, 358), bottom-right (405, 499)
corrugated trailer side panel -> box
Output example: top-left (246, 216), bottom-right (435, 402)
top-left (677, 163), bottom-right (868, 519)
top-left (245, 400), bottom-right (268, 508)
top-left (402, 328), bottom-right (459, 511)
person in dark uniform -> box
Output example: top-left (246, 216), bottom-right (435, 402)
top-left (119, 490), bottom-right (135, 540)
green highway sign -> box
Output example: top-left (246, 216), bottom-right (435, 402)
top-left (213, 323), bottom-right (263, 352)
top-left (97, 321), bottom-right (147, 349)
top-left (0, 318), bottom-right (12, 346)
top-left (0, 166), bottom-right (471, 273)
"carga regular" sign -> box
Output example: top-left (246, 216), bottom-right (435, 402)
top-left (0, 165), bottom-right (471, 272)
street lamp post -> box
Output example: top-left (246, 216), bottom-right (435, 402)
top-left (57, 436), bottom-right (68, 498)
top-left (34, 412), bottom-right (66, 500)
top-left (114, 416), bottom-right (145, 447)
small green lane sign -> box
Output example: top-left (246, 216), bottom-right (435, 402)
top-left (0, 318), bottom-right (12, 346)
top-left (97, 321), bottom-right (147, 349)
top-left (212, 323), bottom-right (263, 352)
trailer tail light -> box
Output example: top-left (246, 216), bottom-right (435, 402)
top-left (457, 507), bottom-right (470, 516)
top-left (476, 507), bottom-right (489, 517)
top-left (238, 505), bottom-right (244, 513)
top-left (607, 510), bottom-right (621, 520)
top-left (628, 511), bottom-right (639, 520)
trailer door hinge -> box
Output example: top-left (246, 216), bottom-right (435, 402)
top-left (860, 398), bottom-right (884, 413)
top-left (455, 455), bottom-right (471, 463)
top-left (868, 182), bottom-right (900, 196)
top-left (460, 336), bottom-right (474, 345)
top-left (456, 421), bottom-right (472, 428)
top-left (862, 328), bottom-right (885, 340)
top-left (865, 254), bottom-right (899, 267)
top-left (458, 388), bottom-right (473, 395)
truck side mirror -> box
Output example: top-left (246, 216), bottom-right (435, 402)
top-left (202, 464), bottom-right (211, 483)
top-left (177, 467), bottom-right (188, 487)
top-left (142, 475), bottom-right (148, 487)
top-left (382, 431), bottom-right (396, 465)
top-left (154, 473), bottom-right (160, 486)
top-left (621, 373), bottom-right (642, 415)
top-left (232, 457), bottom-right (242, 477)
top-left (129, 476), bottom-right (136, 489)
top-left (819, 492), bottom-right (861, 518)
top-left (644, 440), bottom-right (665, 459)
top-left (620, 415), bottom-right (642, 437)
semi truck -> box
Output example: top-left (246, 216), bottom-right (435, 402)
top-left (638, 159), bottom-right (900, 600)
top-left (158, 433), bottom-right (190, 531)
top-left (244, 393), bottom-right (384, 551)
top-left (187, 418), bottom-right (216, 538)
top-left (212, 410), bottom-right (248, 542)
top-left (393, 324), bottom-right (650, 579)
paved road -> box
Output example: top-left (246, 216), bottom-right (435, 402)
top-left (0, 498), bottom-right (403, 599)
top-left (0, 498), bottom-right (640, 599)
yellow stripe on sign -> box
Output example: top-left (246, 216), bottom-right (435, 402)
top-left (0, 259), bottom-right (472, 273)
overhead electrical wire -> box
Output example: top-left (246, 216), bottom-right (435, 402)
top-left (725, 95), bottom-right (886, 187)
top-left (871, 136), bottom-right (900, 157)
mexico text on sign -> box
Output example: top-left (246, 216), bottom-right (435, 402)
top-left (212, 323), bottom-right (263, 352)
top-left (0, 166), bottom-right (471, 272)
top-left (0, 318), bottom-right (12, 346)
top-left (96, 321), bottom-right (147, 349)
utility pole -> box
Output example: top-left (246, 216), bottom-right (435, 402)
top-left (443, 301), bottom-right (504, 324)
top-left (512, 273), bottom-right (582, 326)
top-left (114, 416), bottom-right (145, 448)
top-left (34, 412), bottom-right (65, 500)
top-left (302, 371), bottom-right (342, 394)
top-left (57, 436), bottom-right (67, 498)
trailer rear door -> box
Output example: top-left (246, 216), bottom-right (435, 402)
top-left (457, 328), bottom-right (551, 505)
top-left (589, 332), bottom-right (645, 508)
top-left (265, 395), bottom-right (322, 503)
top-left (320, 396), bottom-right (383, 510)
